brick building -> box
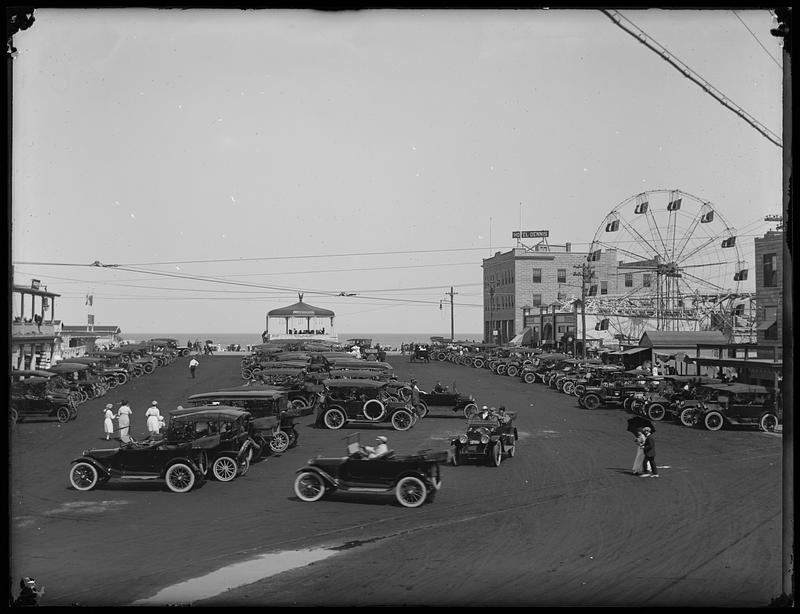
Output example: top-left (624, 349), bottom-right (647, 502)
top-left (482, 242), bottom-right (622, 345)
top-left (753, 229), bottom-right (783, 359)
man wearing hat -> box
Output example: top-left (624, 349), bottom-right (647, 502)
top-left (410, 378), bottom-right (421, 408)
top-left (364, 435), bottom-right (390, 459)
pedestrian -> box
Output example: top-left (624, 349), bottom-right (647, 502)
top-left (189, 357), bottom-right (199, 378)
top-left (103, 403), bottom-right (115, 440)
top-left (12, 577), bottom-right (45, 606)
top-left (632, 428), bottom-right (646, 475)
top-left (410, 378), bottom-right (421, 407)
top-left (145, 401), bottom-right (162, 437)
top-left (640, 427), bottom-right (658, 477)
top-left (117, 399), bottom-right (133, 442)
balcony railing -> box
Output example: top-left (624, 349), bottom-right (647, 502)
top-left (11, 321), bottom-right (58, 338)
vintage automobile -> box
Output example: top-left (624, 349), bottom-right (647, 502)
top-left (166, 407), bottom-right (259, 479)
top-left (418, 386), bottom-right (479, 419)
top-left (450, 412), bottom-right (518, 466)
top-left (187, 388), bottom-right (300, 454)
top-left (67, 405), bottom-right (255, 492)
top-left (293, 433), bottom-right (443, 508)
top-left (409, 344), bottom-right (430, 363)
top-left (315, 379), bottom-right (418, 431)
top-left (578, 372), bottom-right (660, 411)
top-left (686, 383), bottom-right (780, 432)
top-left (11, 377), bottom-right (77, 423)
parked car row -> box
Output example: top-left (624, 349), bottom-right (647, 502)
top-left (11, 339), bottom-right (189, 425)
top-left (428, 342), bottom-right (782, 434)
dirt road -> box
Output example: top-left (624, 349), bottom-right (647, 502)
top-left (9, 355), bottom-right (785, 606)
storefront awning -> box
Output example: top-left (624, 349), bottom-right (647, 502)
top-left (757, 320), bottom-right (776, 331)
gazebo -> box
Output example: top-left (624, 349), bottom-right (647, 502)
top-left (264, 294), bottom-right (337, 342)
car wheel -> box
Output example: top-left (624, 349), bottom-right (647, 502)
top-left (473, 358), bottom-right (484, 369)
top-left (704, 411), bottom-right (725, 431)
top-left (496, 364), bottom-right (507, 375)
top-left (323, 408), bottom-right (346, 430)
top-left (269, 431), bottom-right (290, 453)
top-left (241, 368), bottom-right (253, 380)
top-left (395, 476), bottom-right (427, 508)
top-left (759, 413), bottom-right (779, 432)
top-left (166, 462), bottom-right (197, 492)
top-left (489, 442), bottom-right (502, 467)
top-left (291, 399), bottom-right (308, 412)
top-left (623, 397), bottom-right (634, 412)
top-left (294, 471), bottom-right (326, 502)
top-left (583, 394), bottom-right (600, 410)
top-left (391, 409), bottom-right (413, 431)
top-left (523, 373), bottom-right (536, 384)
top-left (574, 384), bottom-right (586, 397)
top-left (415, 402), bottom-right (428, 418)
top-left (463, 403), bottom-right (478, 419)
top-left (563, 381), bottom-right (575, 395)
top-left (647, 403), bottom-right (666, 421)
top-left (679, 407), bottom-right (696, 428)
top-left (69, 462), bottom-right (99, 491)
top-left (10, 407), bottom-right (19, 424)
top-left (212, 456), bottom-right (239, 482)
top-left (507, 365), bottom-right (518, 377)
top-left (56, 406), bottom-right (71, 423)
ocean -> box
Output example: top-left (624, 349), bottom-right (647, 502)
top-left (120, 332), bottom-right (484, 351)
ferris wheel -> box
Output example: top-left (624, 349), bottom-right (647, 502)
top-left (586, 189), bottom-right (747, 338)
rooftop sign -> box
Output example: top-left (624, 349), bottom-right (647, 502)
top-left (512, 230), bottom-right (549, 238)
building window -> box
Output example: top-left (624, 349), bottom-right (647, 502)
top-left (625, 273), bottom-right (633, 287)
top-left (643, 274), bottom-right (651, 288)
top-left (531, 293), bottom-right (542, 307)
top-left (557, 269), bottom-right (566, 283)
top-left (532, 268), bottom-right (542, 283)
top-left (763, 253), bottom-right (777, 287)
top-left (600, 281), bottom-right (608, 295)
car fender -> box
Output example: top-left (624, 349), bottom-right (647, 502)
top-left (393, 469), bottom-right (434, 489)
top-left (70, 456), bottom-right (112, 478)
top-left (295, 465), bottom-right (337, 487)
top-left (162, 454), bottom-right (206, 477)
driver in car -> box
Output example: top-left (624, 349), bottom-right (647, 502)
top-left (433, 381), bottom-right (448, 393)
top-left (363, 435), bottom-right (389, 459)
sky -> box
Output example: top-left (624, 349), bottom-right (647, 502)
top-left (10, 8), bottom-right (785, 335)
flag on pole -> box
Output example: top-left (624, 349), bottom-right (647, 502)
top-left (85, 294), bottom-right (93, 306)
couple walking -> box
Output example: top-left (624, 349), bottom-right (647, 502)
top-left (632, 426), bottom-right (658, 477)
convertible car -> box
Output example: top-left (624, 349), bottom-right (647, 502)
top-left (293, 433), bottom-right (444, 508)
top-left (450, 412), bottom-right (518, 466)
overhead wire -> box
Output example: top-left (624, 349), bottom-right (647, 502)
top-left (600, 9), bottom-right (782, 148)
top-left (732, 9), bottom-right (782, 69)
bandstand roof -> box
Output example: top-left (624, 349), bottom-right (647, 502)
top-left (268, 300), bottom-right (335, 318)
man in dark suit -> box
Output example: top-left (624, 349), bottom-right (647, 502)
top-left (640, 427), bottom-right (658, 477)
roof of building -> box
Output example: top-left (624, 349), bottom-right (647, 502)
top-left (639, 330), bottom-right (727, 347)
top-left (61, 325), bottom-right (122, 334)
top-left (268, 300), bottom-right (335, 317)
top-left (12, 284), bottom-right (61, 297)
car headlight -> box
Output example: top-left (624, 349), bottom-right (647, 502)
top-left (480, 434), bottom-right (490, 444)
top-left (458, 434), bottom-right (468, 444)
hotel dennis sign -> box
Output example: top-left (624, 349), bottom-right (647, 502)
top-left (512, 230), bottom-right (549, 238)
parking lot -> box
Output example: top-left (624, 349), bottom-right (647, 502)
top-left (9, 354), bottom-right (785, 606)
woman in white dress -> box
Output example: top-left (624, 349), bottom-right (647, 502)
top-left (632, 429), bottom-right (646, 475)
top-left (145, 401), bottom-right (162, 437)
top-left (103, 404), bottom-right (115, 440)
top-left (117, 400), bottom-right (133, 442)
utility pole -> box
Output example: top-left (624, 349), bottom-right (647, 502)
top-left (573, 263), bottom-right (595, 359)
top-left (444, 286), bottom-right (458, 342)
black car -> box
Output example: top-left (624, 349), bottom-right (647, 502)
top-left (187, 388), bottom-right (300, 454)
top-left (686, 383), bottom-right (780, 432)
top-left (315, 379), bottom-right (418, 431)
top-left (11, 377), bottom-right (77, 424)
top-left (293, 433), bottom-right (443, 507)
top-left (67, 406), bottom-right (255, 492)
top-left (450, 412), bottom-right (518, 466)
top-left (418, 386), bottom-right (479, 419)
